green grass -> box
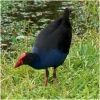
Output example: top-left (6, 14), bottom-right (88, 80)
top-left (1, 0), bottom-right (99, 99)
top-left (1, 29), bottom-right (99, 99)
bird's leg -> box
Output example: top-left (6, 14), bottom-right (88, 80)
top-left (53, 68), bottom-right (59, 87)
top-left (44, 68), bottom-right (49, 86)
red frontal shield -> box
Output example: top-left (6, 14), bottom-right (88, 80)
top-left (14, 53), bottom-right (26, 68)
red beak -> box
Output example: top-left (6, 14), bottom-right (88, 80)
top-left (14, 53), bottom-right (26, 68)
top-left (14, 60), bottom-right (23, 68)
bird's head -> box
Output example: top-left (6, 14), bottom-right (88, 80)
top-left (14, 53), bottom-right (36, 68)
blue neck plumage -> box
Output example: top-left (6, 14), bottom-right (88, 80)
top-left (29, 47), bottom-right (68, 69)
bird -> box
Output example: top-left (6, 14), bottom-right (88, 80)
top-left (14, 8), bottom-right (72, 86)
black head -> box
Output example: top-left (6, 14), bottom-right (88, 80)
top-left (14, 53), bottom-right (37, 68)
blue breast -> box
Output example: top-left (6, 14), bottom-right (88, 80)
top-left (31, 47), bottom-right (68, 69)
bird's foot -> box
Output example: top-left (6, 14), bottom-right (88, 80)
top-left (53, 78), bottom-right (59, 87)
top-left (53, 69), bottom-right (59, 87)
top-left (44, 77), bottom-right (48, 86)
top-left (44, 68), bottom-right (49, 86)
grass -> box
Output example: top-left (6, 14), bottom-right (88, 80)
top-left (1, 0), bottom-right (99, 99)
top-left (1, 29), bottom-right (99, 99)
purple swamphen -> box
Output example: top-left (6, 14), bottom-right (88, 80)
top-left (14, 8), bottom-right (72, 86)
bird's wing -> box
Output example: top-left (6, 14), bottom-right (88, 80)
top-left (34, 18), bottom-right (62, 49)
top-left (34, 8), bottom-right (72, 53)
top-left (35, 18), bottom-right (62, 39)
top-left (34, 23), bottom-right (72, 53)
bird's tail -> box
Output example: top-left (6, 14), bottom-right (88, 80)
top-left (61, 8), bottom-right (72, 23)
